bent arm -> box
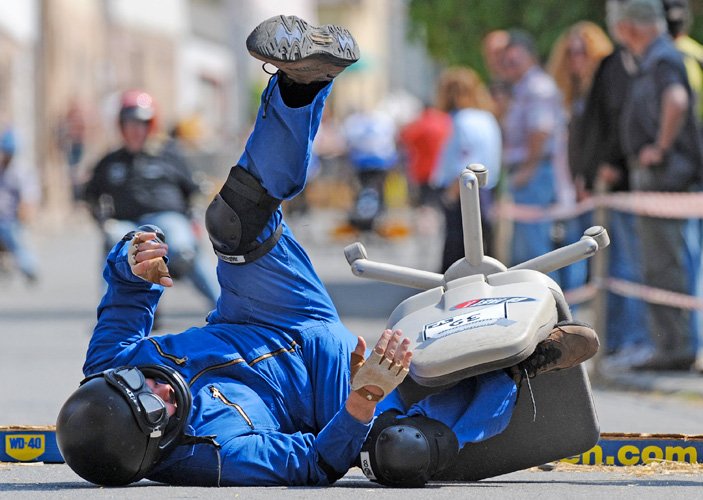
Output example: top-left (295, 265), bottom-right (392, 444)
top-left (657, 83), bottom-right (689, 153)
top-left (83, 237), bottom-right (164, 375)
top-left (637, 83), bottom-right (689, 168)
top-left (151, 330), bottom-right (413, 486)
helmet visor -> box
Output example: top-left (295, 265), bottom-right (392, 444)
top-left (119, 106), bottom-right (155, 124)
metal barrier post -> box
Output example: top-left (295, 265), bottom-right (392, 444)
top-left (589, 184), bottom-right (610, 381)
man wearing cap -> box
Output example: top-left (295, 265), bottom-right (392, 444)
top-left (615, 0), bottom-right (702, 371)
top-left (501, 30), bottom-right (569, 279)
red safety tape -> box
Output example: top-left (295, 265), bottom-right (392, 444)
top-left (564, 283), bottom-right (598, 305)
top-left (564, 278), bottom-right (703, 310)
top-left (498, 193), bottom-right (703, 310)
top-left (495, 192), bottom-right (703, 222)
top-left (606, 277), bottom-right (703, 310)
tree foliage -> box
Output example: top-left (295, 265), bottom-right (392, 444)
top-left (407, 0), bottom-right (604, 76)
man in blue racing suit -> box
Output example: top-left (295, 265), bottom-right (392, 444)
top-left (56, 14), bottom-right (599, 488)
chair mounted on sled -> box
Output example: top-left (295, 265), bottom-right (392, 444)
top-left (345, 164), bottom-right (607, 481)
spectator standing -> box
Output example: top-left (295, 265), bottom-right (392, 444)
top-left (431, 67), bottom-right (502, 271)
top-left (57, 100), bottom-right (87, 201)
top-left (483, 30), bottom-right (510, 81)
top-left (399, 103), bottom-right (452, 208)
top-left (546, 22), bottom-right (613, 293)
top-left (501, 31), bottom-right (566, 276)
top-left (84, 90), bottom-right (219, 309)
top-left (616, 0), bottom-right (702, 371)
top-left (577, 0), bottom-right (652, 364)
top-left (0, 129), bottom-right (40, 283)
top-left (481, 30), bottom-right (513, 122)
top-left (547, 21), bottom-right (614, 201)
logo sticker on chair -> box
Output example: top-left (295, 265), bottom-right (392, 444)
top-left (423, 304), bottom-right (515, 340)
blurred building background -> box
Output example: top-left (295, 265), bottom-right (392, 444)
top-left (0, 0), bottom-right (434, 220)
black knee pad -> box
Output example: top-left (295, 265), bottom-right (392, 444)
top-left (205, 166), bottom-right (282, 264)
top-left (359, 411), bottom-right (459, 488)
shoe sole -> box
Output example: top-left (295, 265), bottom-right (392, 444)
top-left (246, 15), bottom-right (360, 83)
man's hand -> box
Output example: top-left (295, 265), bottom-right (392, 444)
top-left (127, 232), bottom-right (173, 287)
top-left (637, 144), bottom-right (664, 169)
top-left (346, 330), bottom-right (412, 423)
top-left (509, 163), bottom-right (537, 190)
top-left (595, 162), bottom-right (622, 190)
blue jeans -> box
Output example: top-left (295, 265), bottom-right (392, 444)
top-left (685, 218), bottom-right (700, 354)
top-left (103, 211), bottom-right (219, 307)
top-left (0, 220), bottom-right (37, 278)
top-left (693, 219), bottom-right (703, 360)
top-left (509, 160), bottom-right (556, 274)
top-left (604, 210), bottom-right (650, 351)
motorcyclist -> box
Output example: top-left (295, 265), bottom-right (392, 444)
top-left (83, 90), bottom-right (219, 307)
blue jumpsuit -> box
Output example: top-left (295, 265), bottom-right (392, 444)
top-left (83, 76), bottom-right (517, 487)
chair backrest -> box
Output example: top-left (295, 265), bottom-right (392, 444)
top-left (397, 365), bottom-right (600, 481)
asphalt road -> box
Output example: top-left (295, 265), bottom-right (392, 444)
top-left (2, 463), bottom-right (702, 499)
top-left (1, 208), bottom-right (701, 497)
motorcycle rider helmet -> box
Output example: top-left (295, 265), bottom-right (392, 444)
top-left (56, 364), bottom-right (192, 486)
top-left (118, 89), bottom-right (157, 132)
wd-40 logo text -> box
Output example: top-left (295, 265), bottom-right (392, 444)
top-left (5, 434), bottom-right (45, 461)
top-left (450, 296), bottom-right (535, 310)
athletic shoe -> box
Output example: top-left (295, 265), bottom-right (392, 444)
top-left (511, 320), bottom-right (600, 380)
top-left (630, 354), bottom-right (695, 372)
top-left (246, 15), bottom-right (360, 84)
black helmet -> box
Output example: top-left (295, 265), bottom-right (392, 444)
top-left (56, 364), bottom-right (192, 486)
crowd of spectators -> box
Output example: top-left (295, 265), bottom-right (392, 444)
top-left (392, 0), bottom-right (703, 373)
